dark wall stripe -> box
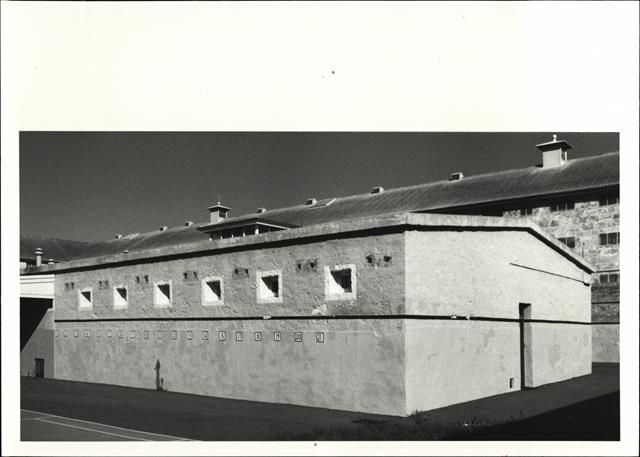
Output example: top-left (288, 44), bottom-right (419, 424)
top-left (54, 314), bottom-right (592, 326)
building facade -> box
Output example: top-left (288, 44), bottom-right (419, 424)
top-left (49, 214), bottom-right (592, 416)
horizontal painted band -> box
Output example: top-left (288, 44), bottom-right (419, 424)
top-left (54, 314), bottom-right (592, 326)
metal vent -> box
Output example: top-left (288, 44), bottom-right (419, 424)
top-left (305, 198), bottom-right (317, 206)
top-left (449, 172), bottom-right (464, 181)
top-left (370, 186), bottom-right (385, 194)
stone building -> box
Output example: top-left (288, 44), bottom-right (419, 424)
top-left (19, 138), bottom-right (618, 414)
top-left (48, 214), bottom-right (593, 416)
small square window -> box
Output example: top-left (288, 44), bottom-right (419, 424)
top-left (254, 331), bottom-right (262, 341)
top-left (63, 330), bottom-right (68, 337)
top-left (153, 281), bottom-right (172, 307)
top-left (187, 330), bottom-right (193, 340)
top-left (202, 331), bottom-right (209, 340)
top-left (144, 330), bottom-right (149, 339)
top-left (84, 330), bottom-right (90, 337)
top-left (558, 236), bottom-right (576, 249)
top-left (202, 276), bottom-right (223, 305)
top-left (113, 285), bottom-right (128, 309)
top-left (118, 330), bottom-right (124, 338)
top-left (520, 208), bottom-right (533, 216)
top-left (600, 232), bottom-right (620, 246)
top-left (325, 264), bottom-right (357, 300)
top-left (257, 270), bottom-right (283, 303)
top-left (236, 332), bottom-right (243, 341)
top-left (78, 288), bottom-right (93, 310)
top-left (316, 332), bottom-right (324, 343)
top-left (274, 331), bottom-right (281, 341)
top-left (294, 332), bottom-right (302, 342)
top-left (130, 330), bottom-right (136, 338)
top-left (55, 330), bottom-right (59, 337)
top-left (107, 330), bottom-right (112, 337)
top-left (157, 330), bottom-right (163, 339)
top-left (96, 330), bottom-right (101, 338)
top-left (218, 331), bottom-right (226, 341)
top-left (74, 330), bottom-right (79, 338)
top-left (171, 330), bottom-right (178, 340)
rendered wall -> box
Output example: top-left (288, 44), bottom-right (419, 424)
top-left (55, 318), bottom-right (406, 415)
top-left (21, 308), bottom-right (54, 378)
top-left (592, 324), bottom-right (620, 363)
top-left (404, 230), bottom-right (591, 413)
top-left (54, 233), bottom-right (407, 415)
top-left (404, 320), bottom-right (520, 414)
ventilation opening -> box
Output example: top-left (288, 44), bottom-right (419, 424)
top-left (259, 275), bottom-right (280, 299)
top-left (114, 286), bottom-right (128, 308)
top-left (78, 289), bottom-right (92, 308)
top-left (154, 282), bottom-right (172, 307)
top-left (203, 278), bottom-right (222, 303)
top-left (329, 268), bottom-right (352, 293)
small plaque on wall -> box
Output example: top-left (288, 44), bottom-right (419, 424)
top-left (202, 331), bottom-right (209, 340)
top-left (171, 330), bottom-right (177, 340)
top-left (294, 332), bottom-right (302, 342)
top-left (144, 330), bottom-right (149, 339)
top-left (254, 332), bottom-right (262, 341)
top-left (236, 332), bottom-right (243, 341)
top-left (316, 332), bottom-right (324, 343)
top-left (274, 331), bottom-right (281, 341)
top-left (219, 331), bottom-right (226, 341)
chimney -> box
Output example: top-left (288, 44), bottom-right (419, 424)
top-left (159, 226), bottom-right (168, 231)
top-left (535, 134), bottom-right (573, 168)
top-left (305, 198), bottom-right (317, 206)
top-left (448, 172), bottom-right (464, 181)
top-left (370, 186), bottom-right (385, 194)
top-left (35, 248), bottom-right (43, 267)
top-left (47, 258), bottom-right (55, 265)
top-left (207, 201), bottom-right (231, 223)
top-left (184, 221), bottom-right (193, 227)
top-left (256, 208), bottom-right (266, 214)
top-left (115, 234), bottom-right (123, 239)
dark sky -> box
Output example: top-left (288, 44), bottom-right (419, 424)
top-left (19, 132), bottom-right (618, 242)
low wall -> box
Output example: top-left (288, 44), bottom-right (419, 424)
top-left (592, 324), bottom-right (620, 363)
top-left (55, 318), bottom-right (406, 416)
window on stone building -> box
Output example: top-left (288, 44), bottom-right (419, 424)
top-left (599, 232), bottom-right (619, 246)
top-left (598, 273), bottom-right (619, 284)
top-left (550, 201), bottom-right (575, 212)
top-left (113, 285), bottom-right (128, 309)
top-left (78, 288), bottom-right (93, 310)
top-left (598, 197), bottom-right (619, 206)
top-left (520, 208), bottom-right (533, 216)
top-left (257, 270), bottom-right (282, 303)
top-left (202, 276), bottom-right (223, 305)
top-left (153, 281), bottom-right (172, 307)
top-left (557, 237), bottom-right (576, 248)
top-left (325, 264), bottom-right (357, 300)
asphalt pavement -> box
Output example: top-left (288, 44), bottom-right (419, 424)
top-left (20, 363), bottom-right (619, 441)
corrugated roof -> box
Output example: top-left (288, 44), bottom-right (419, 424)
top-left (23, 152), bottom-right (618, 263)
top-left (20, 237), bottom-right (91, 262)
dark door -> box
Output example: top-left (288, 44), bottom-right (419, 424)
top-left (35, 358), bottom-right (45, 378)
top-left (519, 303), bottom-right (531, 389)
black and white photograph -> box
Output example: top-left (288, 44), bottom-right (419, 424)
top-left (2, 2), bottom-right (638, 456)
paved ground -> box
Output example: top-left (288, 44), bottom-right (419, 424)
top-left (21, 363), bottom-right (619, 441)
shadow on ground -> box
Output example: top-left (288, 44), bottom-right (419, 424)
top-left (22, 364), bottom-right (619, 441)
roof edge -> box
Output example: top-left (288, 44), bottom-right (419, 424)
top-left (27, 213), bottom-right (594, 275)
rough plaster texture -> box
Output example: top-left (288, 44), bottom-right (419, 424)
top-left (52, 218), bottom-right (593, 416)
top-left (592, 324), bottom-right (620, 363)
top-left (404, 231), bottom-right (591, 321)
top-left (528, 323), bottom-right (591, 387)
top-left (55, 234), bottom-right (405, 321)
top-left (55, 319), bottom-right (406, 415)
top-left (404, 320), bottom-right (520, 414)
top-left (21, 309), bottom-right (54, 378)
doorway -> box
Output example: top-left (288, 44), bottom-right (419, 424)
top-left (35, 358), bottom-right (45, 378)
top-left (518, 303), bottom-right (531, 389)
